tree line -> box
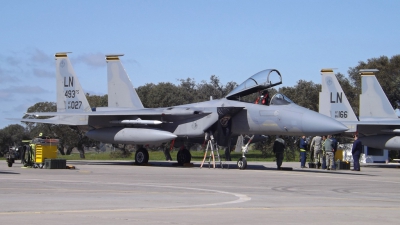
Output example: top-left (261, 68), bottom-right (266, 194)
top-left (1, 55), bottom-right (399, 158)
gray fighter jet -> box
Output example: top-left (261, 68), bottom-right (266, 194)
top-left (18, 53), bottom-right (347, 168)
top-left (319, 68), bottom-right (400, 150)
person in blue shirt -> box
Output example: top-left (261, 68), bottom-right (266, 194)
top-left (352, 134), bottom-right (362, 171)
top-left (299, 136), bottom-right (308, 168)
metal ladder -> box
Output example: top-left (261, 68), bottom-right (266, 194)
top-left (200, 132), bottom-right (222, 168)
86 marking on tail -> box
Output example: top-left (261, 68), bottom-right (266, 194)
top-left (335, 111), bottom-right (348, 118)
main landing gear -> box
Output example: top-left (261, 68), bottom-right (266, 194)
top-left (134, 145), bottom-right (192, 165)
top-left (135, 147), bottom-right (149, 165)
top-left (177, 148), bottom-right (191, 165)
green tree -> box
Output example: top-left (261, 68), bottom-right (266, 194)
top-left (86, 93), bottom-right (108, 107)
top-left (137, 82), bottom-right (186, 108)
top-left (197, 75), bottom-right (237, 101)
top-left (0, 124), bottom-right (29, 156)
top-left (279, 80), bottom-right (321, 111)
top-left (347, 55), bottom-right (400, 112)
top-left (137, 75), bottom-right (237, 107)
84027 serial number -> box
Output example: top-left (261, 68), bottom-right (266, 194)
top-left (67, 101), bottom-right (82, 109)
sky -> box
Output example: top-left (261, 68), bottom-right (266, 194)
top-left (1, 0), bottom-right (400, 129)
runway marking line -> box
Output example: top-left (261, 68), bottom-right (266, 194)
top-left (0, 177), bottom-right (251, 211)
top-left (1, 206), bottom-right (400, 215)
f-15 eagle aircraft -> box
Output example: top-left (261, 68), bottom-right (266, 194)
top-left (18, 53), bottom-right (347, 168)
top-left (319, 68), bottom-right (400, 150)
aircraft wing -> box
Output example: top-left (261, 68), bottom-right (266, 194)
top-left (25, 107), bottom-right (212, 117)
top-left (356, 120), bottom-right (400, 125)
top-left (8, 116), bottom-right (88, 126)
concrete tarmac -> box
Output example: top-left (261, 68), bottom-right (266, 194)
top-left (1, 160), bottom-right (399, 225)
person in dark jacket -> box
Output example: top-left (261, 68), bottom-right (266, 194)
top-left (331, 135), bottom-right (338, 152)
top-left (299, 136), bottom-right (308, 168)
top-left (330, 135), bottom-right (338, 169)
top-left (352, 134), bottom-right (362, 171)
top-left (273, 135), bottom-right (285, 169)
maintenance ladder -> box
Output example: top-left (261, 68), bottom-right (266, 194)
top-left (200, 139), bottom-right (222, 169)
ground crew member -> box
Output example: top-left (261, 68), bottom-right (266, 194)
top-left (310, 135), bottom-right (322, 168)
top-left (321, 136), bottom-right (327, 169)
top-left (299, 136), bottom-right (308, 168)
top-left (330, 135), bottom-right (338, 169)
top-left (352, 134), bottom-right (362, 171)
top-left (331, 135), bottom-right (338, 152)
top-left (28, 143), bottom-right (35, 165)
top-left (273, 135), bottom-right (285, 170)
top-left (324, 135), bottom-right (334, 170)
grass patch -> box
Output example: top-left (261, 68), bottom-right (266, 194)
top-left (2, 149), bottom-right (299, 162)
top-left (54, 149), bottom-right (277, 161)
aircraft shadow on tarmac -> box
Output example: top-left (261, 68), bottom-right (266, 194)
top-left (65, 160), bottom-right (375, 176)
top-left (286, 168), bottom-right (375, 176)
top-left (0, 171), bottom-right (20, 175)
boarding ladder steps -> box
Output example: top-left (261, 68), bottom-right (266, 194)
top-left (200, 133), bottom-right (222, 169)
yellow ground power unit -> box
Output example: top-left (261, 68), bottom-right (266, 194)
top-left (22, 138), bottom-right (62, 168)
top-left (35, 143), bottom-right (58, 163)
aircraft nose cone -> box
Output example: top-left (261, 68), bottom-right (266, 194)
top-left (302, 111), bottom-right (348, 135)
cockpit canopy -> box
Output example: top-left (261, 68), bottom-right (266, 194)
top-left (225, 69), bottom-right (282, 100)
top-left (269, 93), bottom-right (294, 105)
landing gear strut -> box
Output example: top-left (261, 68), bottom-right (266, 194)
top-left (236, 134), bottom-right (254, 170)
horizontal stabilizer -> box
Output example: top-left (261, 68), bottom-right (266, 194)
top-left (9, 116), bottom-right (88, 126)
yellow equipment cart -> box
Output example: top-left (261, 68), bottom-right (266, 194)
top-left (22, 137), bottom-right (61, 168)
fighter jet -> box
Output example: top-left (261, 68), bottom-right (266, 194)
top-left (319, 68), bottom-right (400, 150)
top-left (18, 53), bottom-right (347, 168)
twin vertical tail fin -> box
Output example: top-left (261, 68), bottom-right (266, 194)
top-left (106, 54), bottom-right (144, 109)
top-left (319, 69), bottom-right (358, 132)
top-left (54, 52), bottom-right (91, 125)
top-left (55, 52), bottom-right (91, 113)
top-left (359, 69), bottom-right (397, 120)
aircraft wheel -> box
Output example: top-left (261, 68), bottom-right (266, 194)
top-left (135, 148), bottom-right (149, 165)
top-left (237, 157), bottom-right (247, 170)
top-left (177, 149), bottom-right (191, 165)
top-left (7, 161), bottom-right (12, 167)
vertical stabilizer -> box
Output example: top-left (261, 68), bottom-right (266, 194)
top-left (359, 69), bottom-right (397, 120)
top-left (106, 54), bottom-right (144, 109)
top-left (55, 52), bottom-right (91, 113)
top-left (55, 52), bottom-right (91, 112)
top-left (319, 68), bottom-right (358, 123)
